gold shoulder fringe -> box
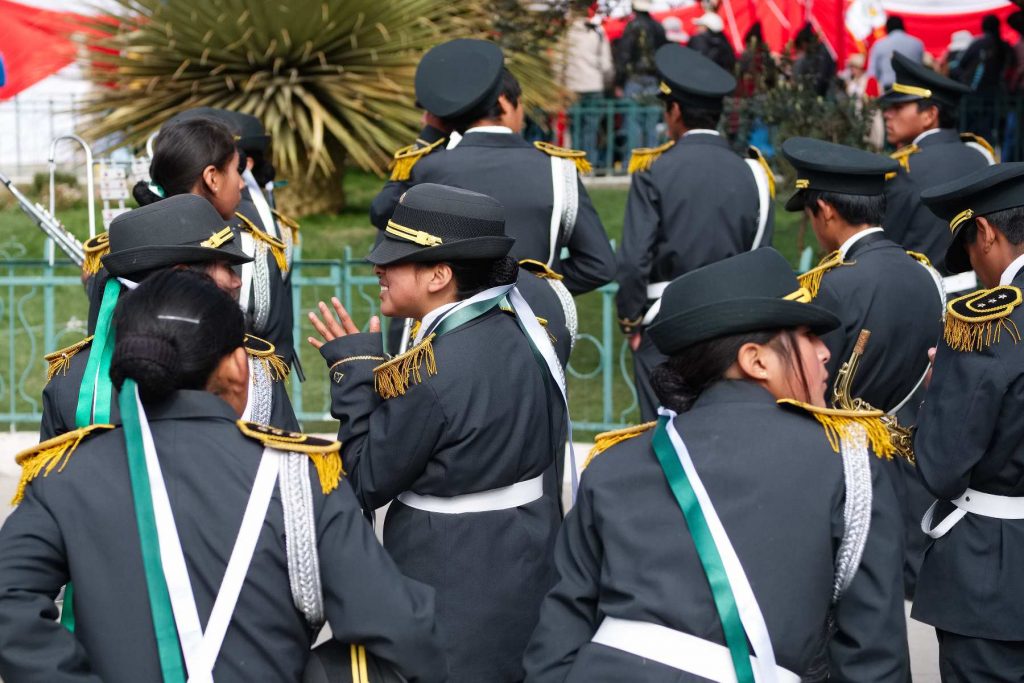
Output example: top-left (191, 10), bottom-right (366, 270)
top-left (389, 137), bottom-right (445, 181)
top-left (270, 208), bottom-right (300, 244)
top-left (12, 424), bottom-right (114, 505)
top-left (82, 232), bottom-right (110, 276)
top-left (944, 285), bottom-right (1023, 352)
top-left (519, 258), bottom-right (564, 280)
top-left (777, 399), bottom-right (895, 459)
top-left (584, 421), bottom-right (657, 469)
top-left (628, 140), bottom-right (675, 174)
top-left (748, 146), bottom-right (775, 199)
top-left (905, 250), bottom-right (933, 268)
top-left (533, 141), bottom-right (592, 175)
top-left (245, 335), bottom-right (289, 381)
top-left (236, 212), bottom-right (288, 272)
top-left (373, 333), bottom-right (437, 399)
top-left (235, 420), bottom-right (344, 494)
top-left (960, 132), bottom-right (995, 158)
top-left (797, 250), bottom-right (844, 299)
top-left (889, 143), bottom-right (920, 172)
top-left (44, 335), bottom-right (93, 382)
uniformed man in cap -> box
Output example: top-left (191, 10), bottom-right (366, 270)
top-left (369, 38), bottom-right (616, 302)
top-left (617, 43), bottom-right (775, 421)
top-left (912, 163), bottom-right (1024, 678)
top-left (783, 137), bottom-right (945, 598)
top-left (881, 52), bottom-right (995, 279)
top-left (40, 195), bottom-right (299, 439)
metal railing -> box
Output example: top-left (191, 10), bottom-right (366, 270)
top-left (0, 249), bottom-right (639, 434)
top-left (557, 99), bottom-right (665, 175)
top-left (959, 94), bottom-right (1024, 163)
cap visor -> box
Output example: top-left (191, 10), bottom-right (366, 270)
top-left (367, 235), bottom-right (514, 265)
top-left (102, 245), bottom-right (253, 277)
top-left (878, 91), bottom-right (921, 107)
top-left (945, 230), bottom-right (972, 274)
top-left (784, 191), bottom-right (806, 212)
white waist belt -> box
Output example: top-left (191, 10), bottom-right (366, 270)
top-left (396, 474), bottom-right (543, 514)
top-left (922, 487), bottom-right (1024, 539)
top-left (641, 281), bottom-right (671, 326)
top-left (591, 617), bottom-right (800, 683)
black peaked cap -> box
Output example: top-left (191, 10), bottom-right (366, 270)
top-left (225, 111), bottom-right (270, 153)
top-left (368, 183), bottom-right (513, 265)
top-left (648, 248), bottom-right (839, 355)
top-left (782, 137), bottom-right (898, 211)
top-left (921, 162), bottom-right (1024, 274)
top-left (655, 44), bottom-right (736, 108)
top-left (878, 52), bottom-right (970, 108)
top-left (102, 194), bottom-right (252, 277)
top-left (415, 40), bottom-right (505, 119)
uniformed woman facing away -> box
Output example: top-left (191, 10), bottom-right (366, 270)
top-left (309, 183), bottom-right (568, 683)
top-left (0, 270), bottom-right (445, 683)
top-left (524, 248), bottom-right (909, 682)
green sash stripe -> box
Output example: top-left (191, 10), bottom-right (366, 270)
top-left (651, 416), bottom-right (755, 683)
top-left (428, 292), bottom-right (507, 339)
top-left (59, 582), bottom-right (75, 631)
top-left (75, 278), bottom-right (120, 427)
top-left (120, 380), bottom-right (186, 683)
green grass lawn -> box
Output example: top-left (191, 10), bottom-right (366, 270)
top-left (0, 171), bottom-right (815, 434)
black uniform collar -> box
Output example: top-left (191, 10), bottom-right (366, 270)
top-left (676, 133), bottom-right (730, 150)
top-left (455, 132), bottom-right (532, 149)
top-left (139, 389), bottom-right (240, 423)
top-left (690, 379), bottom-right (777, 411)
top-left (915, 128), bottom-right (960, 148)
top-left (843, 230), bottom-right (890, 259)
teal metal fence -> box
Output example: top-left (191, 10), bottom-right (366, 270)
top-left (559, 99), bottom-right (664, 176)
top-left (0, 250), bottom-right (639, 433)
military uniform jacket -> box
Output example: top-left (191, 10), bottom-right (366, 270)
top-left (320, 308), bottom-right (565, 683)
top-left (39, 339), bottom-right (299, 440)
top-left (883, 129), bottom-right (991, 272)
top-left (815, 232), bottom-right (943, 413)
top-left (912, 267), bottom-right (1024, 640)
top-left (369, 131), bottom-right (616, 295)
top-left (616, 133), bottom-right (774, 324)
top-left (524, 380), bottom-right (908, 682)
top-left (0, 390), bottom-right (445, 683)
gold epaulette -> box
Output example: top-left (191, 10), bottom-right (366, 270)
top-left (244, 334), bottom-right (289, 381)
top-left (236, 421), bottom-right (344, 494)
top-left (44, 336), bottom-right (93, 382)
top-left (519, 258), bottom-right (564, 280)
top-left (777, 399), bottom-right (895, 459)
top-left (906, 250), bottom-right (933, 268)
top-left (628, 140), bottom-right (675, 174)
top-left (797, 250), bottom-right (844, 299)
top-left (533, 141), bottom-right (592, 175)
top-left (944, 285), bottom-right (1022, 352)
top-left (889, 144), bottom-right (920, 172)
top-left (584, 422), bottom-right (657, 468)
top-left (389, 137), bottom-right (445, 181)
top-left (82, 232), bottom-right (110, 275)
top-left (12, 424), bottom-right (114, 505)
top-left (373, 334), bottom-right (437, 399)
top-left (960, 132), bottom-right (995, 159)
top-left (236, 212), bottom-right (288, 272)
top-left (748, 146), bottom-right (775, 198)
top-left (270, 208), bottom-right (300, 244)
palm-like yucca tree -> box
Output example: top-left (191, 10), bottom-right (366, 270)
top-left (77, 0), bottom-right (566, 193)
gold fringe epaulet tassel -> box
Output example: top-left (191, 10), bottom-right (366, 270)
top-left (519, 259), bottom-right (565, 280)
top-left (797, 250), bottom-right (844, 299)
top-left (628, 141), bottom-right (674, 174)
top-left (235, 420), bottom-right (345, 494)
top-left (584, 421), bottom-right (657, 469)
top-left (777, 399), bottom-right (895, 460)
top-left (44, 336), bottom-right (93, 382)
top-left (82, 232), bottom-right (110, 275)
top-left (960, 132), bottom-right (995, 159)
top-left (373, 334), bottom-right (437, 399)
top-left (12, 424), bottom-right (114, 505)
top-left (905, 250), bottom-right (933, 268)
top-left (245, 334), bottom-right (289, 381)
top-left (533, 141), bottom-right (592, 175)
top-left (890, 144), bottom-right (920, 172)
top-left (748, 146), bottom-right (776, 198)
top-left (389, 137), bottom-right (446, 181)
top-left (944, 285), bottom-right (1023, 352)
top-left (236, 212), bottom-right (289, 272)
top-left (271, 208), bottom-right (301, 244)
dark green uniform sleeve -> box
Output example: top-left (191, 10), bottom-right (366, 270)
top-left (523, 479), bottom-right (601, 682)
top-left (317, 476), bottom-right (446, 682)
top-left (829, 457), bottom-right (909, 682)
top-left (615, 170), bottom-right (661, 329)
top-left (562, 181), bottom-right (615, 295)
top-left (269, 378), bottom-right (300, 432)
top-left (320, 333), bottom-right (446, 510)
top-left (369, 125), bottom-right (446, 230)
top-left (0, 485), bottom-right (101, 682)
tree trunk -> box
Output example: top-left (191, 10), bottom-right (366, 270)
top-left (276, 149), bottom-right (347, 217)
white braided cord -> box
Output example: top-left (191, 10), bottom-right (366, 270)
top-left (278, 451), bottom-right (325, 627)
top-left (833, 423), bottom-right (873, 603)
top-left (252, 241), bottom-right (271, 332)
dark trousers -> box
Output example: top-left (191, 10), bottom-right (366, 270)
top-left (937, 629), bottom-right (1024, 682)
top-left (632, 333), bottom-right (666, 422)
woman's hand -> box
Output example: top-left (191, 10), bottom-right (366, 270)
top-left (307, 297), bottom-right (380, 350)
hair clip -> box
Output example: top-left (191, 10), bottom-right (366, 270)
top-left (158, 314), bottom-right (200, 325)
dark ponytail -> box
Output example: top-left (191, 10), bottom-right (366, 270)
top-left (132, 118), bottom-right (238, 207)
top-left (445, 255), bottom-right (520, 299)
top-left (110, 269), bottom-right (245, 403)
